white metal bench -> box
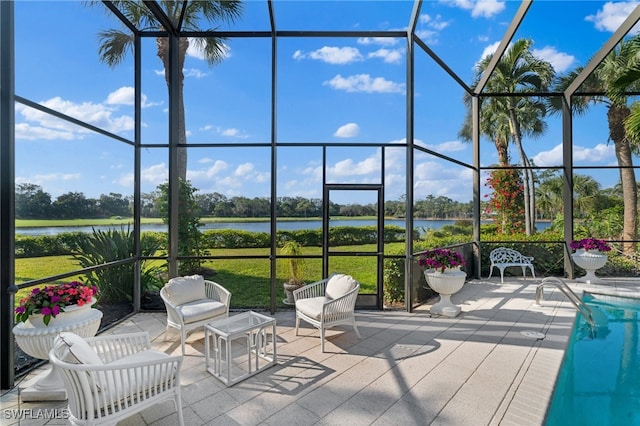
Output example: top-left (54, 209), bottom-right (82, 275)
top-left (488, 247), bottom-right (535, 283)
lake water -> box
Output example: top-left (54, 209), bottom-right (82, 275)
top-left (16, 219), bottom-right (550, 236)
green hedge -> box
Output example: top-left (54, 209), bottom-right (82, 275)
top-left (15, 232), bottom-right (83, 257)
top-left (14, 225), bottom-right (410, 256)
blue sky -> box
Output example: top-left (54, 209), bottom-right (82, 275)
top-left (11, 1), bottom-right (640, 205)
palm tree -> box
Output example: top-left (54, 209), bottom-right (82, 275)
top-left (461, 39), bottom-right (554, 235)
top-left (550, 36), bottom-right (640, 255)
top-left (89, 1), bottom-right (243, 180)
top-left (459, 93), bottom-right (512, 166)
top-left (536, 172), bottom-right (564, 221)
top-left (572, 174), bottom-right (601, 218)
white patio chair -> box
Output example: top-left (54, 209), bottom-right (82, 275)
top-left (160, 275), bottom-right (231, 354)
top-left (49, 331), bottom-right (184, 426)
top-left (293, 273), bottom-right (361, 352)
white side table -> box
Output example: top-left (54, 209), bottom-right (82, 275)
top-left (205, 311), bottom-right (276, 386)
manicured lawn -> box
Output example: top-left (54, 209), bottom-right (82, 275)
top-left (14, 243), bottom-right (404, 309)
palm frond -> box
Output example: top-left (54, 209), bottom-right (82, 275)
top-left (97, 29), bottom-right (135, 67)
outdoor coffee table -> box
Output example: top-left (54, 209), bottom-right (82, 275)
top-left (204, 310), bottom-right (277, 386)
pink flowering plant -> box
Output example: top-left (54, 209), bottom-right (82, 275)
top-left (417, 248), bottom-right (465, 273)
top-left (570, 238), bottom-right (611, 252)
top-left (15, 281), bottom-right (98, 326)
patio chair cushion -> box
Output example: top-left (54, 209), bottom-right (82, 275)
top-left (295, 296), bottom-right (330, 320)
top-left (165, 274), bottom-right (207, 306)
top-left (177, 299), bottom-right (227, 324)
top-left (57, 332), bottom-right (103, 365)
top-left (325, 274), bottom-right (358, 299)
top-left (102, 349), bottom-right (174, 403)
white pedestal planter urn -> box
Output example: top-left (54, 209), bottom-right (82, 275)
top-left (424, 267), bottom-right (467, 317)
top-left (13, 283), bottom-right (101, 402)
top-left (418, 248), bottom-right (467, 318)
top-left (572, 249), bottom-right (607, 284)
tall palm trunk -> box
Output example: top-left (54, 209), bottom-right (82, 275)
top-left (508, 107), bottom-right (535, 235)
top-left (495, 138), bottom-right (510, 166)
top-left (608, 104), bottom-right (637, 255)
top-left (157, 36), bottom-right (189, 180)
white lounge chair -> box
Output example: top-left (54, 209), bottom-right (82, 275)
top-left (293, 273), bottom-right (361, 352)
top-left (49, 331), bottom-right (184, 426)
top-left (160, 275), bottom-right (231, 354)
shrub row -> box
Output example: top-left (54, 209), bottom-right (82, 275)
top-left (15, 232), bottom-right (84, 257)
top-left (15, 225), bottom-right (409, 257)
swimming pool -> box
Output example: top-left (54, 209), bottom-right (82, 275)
top-left (545, 293), bottom-right (640, 425)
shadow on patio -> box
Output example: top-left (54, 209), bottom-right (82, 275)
top-left (3, 277), bottom-right (637, 426)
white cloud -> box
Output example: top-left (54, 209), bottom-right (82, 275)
top-left (334, 123), bottom-right (360, 138)
top-left (119, 163), bottom-right (168, 189)
top-left (294, 46), bottom-right (363, 64)
top-left (416, 14), bottom-right (451, 44)
top-left (19, 172), bottom-right (81, 186)
top-left (324, 74), bottom-right (405, 93)
top-left (413, 159), bottom-right (474, 201)
top-left (220, 127), bottom-right (247, 137)
top-left (532, 47), bottom-right (575, 73)
top-left (105, 87), bottom-right (135, 105)
top-left (415, 29), bottom-right (439, 44)
top-left (16, 97), bottom-right (135, 139)
top-left (476, 42), bottom-right (575, 74)
top-left (219, 162), bottom-right (269, 184)
top-left (478, 41), bottom-right (503, 62)
top-left (586, 1), bottom-right (640, 33)
top-left (357, 37), bottom-right (399, 47)
top-left (188, 159), bottom-right (271, 192)
top-left (424, 140), bottom-right (468, 153)
top-left (15, 122), bottom-right (76, 140)
top-left (234, 162), bottom-right (254, 177)
top-left (532, 143), bottom-right (615, 167)
top-left (368, 48), bottom-right (403, 64)
top-left (419, 14), bottom-right (451, 31)
top-left (184, 68), bottom-right (209, 79)
top-left (441, 0), bottom-right (506, 18)
top-left (104, 86), bottom-right (162, 108)
top-left (198, 125), bottom-right (249, 138)
top-left (189, 160), bottom-right (229, 180)
top-left (140, 163), bottom-right (168, 185)
top-left (471, 0), bottom-right (506, 18)
top-left (155, 68), bottom-right (209, 78)
top-left (328, 156), bottom-right (381, 178)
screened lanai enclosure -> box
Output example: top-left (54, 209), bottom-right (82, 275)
top-left (3, 0), bottom-right (640, 389)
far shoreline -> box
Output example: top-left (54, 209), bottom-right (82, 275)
top-left (16, 216), bottom-right (394, 228)
top-left (15, 216), bottom-right (551, 228)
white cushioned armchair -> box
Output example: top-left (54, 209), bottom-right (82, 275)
top-left (160, 275), bottom-right (231, 354)
top-left (293, 273), bottom-right (361, 352)
top-left (49, 331), bottom-right (184, 426)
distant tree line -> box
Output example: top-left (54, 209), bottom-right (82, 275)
top-left (16, 183), bottom-right (474, 220)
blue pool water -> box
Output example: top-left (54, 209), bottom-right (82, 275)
top-left (546, 293), bottom-right (640, 425)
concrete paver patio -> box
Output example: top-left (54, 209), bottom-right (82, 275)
top-left (2, 277), bottom-right (638, 425)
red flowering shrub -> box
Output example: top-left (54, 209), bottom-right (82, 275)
top-left (485, 169), bottom-right (525, 234)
